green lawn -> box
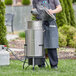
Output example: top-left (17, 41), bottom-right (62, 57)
top-left (0, 59), bottom-right (76, 76)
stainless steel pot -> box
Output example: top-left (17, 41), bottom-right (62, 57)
top-left (24, 21), bottom-right (44, 57)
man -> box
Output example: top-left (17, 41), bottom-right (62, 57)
top-left (32, 0), bottom-right (62, 69)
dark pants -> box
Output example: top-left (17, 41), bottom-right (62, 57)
top-left (48, 48), bottom-right (58, 68)
top-left (39, 48), bottom-right (58, 68)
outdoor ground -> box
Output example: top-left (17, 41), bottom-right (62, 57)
top-left (0, 59), bottom-right (76, 76)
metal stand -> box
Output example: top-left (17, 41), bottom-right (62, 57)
top-left (23, 57), bottom-right (30, 70)
top-left (23, 56), bottom-right (49, 70)
top-left (23, 57), bottom-right (35, 70)
top-left (33, 57), bottom-right (35, 70)
top-left (23, 58), bottom-right (26, 69)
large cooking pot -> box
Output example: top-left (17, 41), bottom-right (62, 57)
top-left (24, 21), bottom-right (44, 57)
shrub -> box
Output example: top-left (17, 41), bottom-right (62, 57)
top-left (0, 1), bottom-right (8, 46)
top-left (56, 0), bottom-right (67, 27)
top-left (72, 0), bottom-right (76, 3)
top-left (59, 32), bottom-right (67, 47)
top-left (58, 25), bottom-right (76, 47)
top-left (19, 32), bottom-right (25, 38)
top-left (56, 0), bottom-right (76, 27)
top-left (68, 39), bottom-right (76, 48)
top-left (63, 0), bottom-right (71, 25)
top-left (5, 0), bottom-right (13, 5)
top-left (22, 0), bottom-right (31, 5)
top-left (69, 33), bottom-right (76, 47)
top-left (67, 0), bottom-right (76, 26)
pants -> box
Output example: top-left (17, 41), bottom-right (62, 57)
top-left (48, 48), bottom-right (58, 68)
top-left (39, 48), bottom-right (58, 68)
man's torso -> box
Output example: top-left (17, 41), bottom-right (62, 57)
top-left (33, 0), bottom-right (58, 9)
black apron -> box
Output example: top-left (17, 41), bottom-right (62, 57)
top-left (37, 0), bottom-right (59, 48)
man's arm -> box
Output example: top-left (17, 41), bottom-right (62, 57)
top-left (48, 5), bottom-right (62, 14)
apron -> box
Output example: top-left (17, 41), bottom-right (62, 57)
top-left (37, 0), bottom-right (59, 48)
top-left (43, 20), bottom-right (59, 48)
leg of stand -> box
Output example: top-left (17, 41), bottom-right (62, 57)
top-left (23, 59), bottom-right (26, 69)
top-left (33, 57), bottom-right (35, 70)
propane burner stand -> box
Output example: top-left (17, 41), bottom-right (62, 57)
top-left (23, 56), bottom-right (45, 70)
top-left (23, 21), bottom-right (46, 70)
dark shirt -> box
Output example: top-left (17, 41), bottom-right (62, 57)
top-left (33, 0), bottom-right (60, 9)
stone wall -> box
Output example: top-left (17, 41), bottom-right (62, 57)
top-left (6, 6), bottom-right (32, 32)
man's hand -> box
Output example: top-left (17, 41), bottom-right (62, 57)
top-left (48, 9), bottom-right (54, 15)
top-left (48, 5), bottom-right (62, 15)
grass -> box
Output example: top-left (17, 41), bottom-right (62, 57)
top-left (0, 59), bottom-right (76, 76)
